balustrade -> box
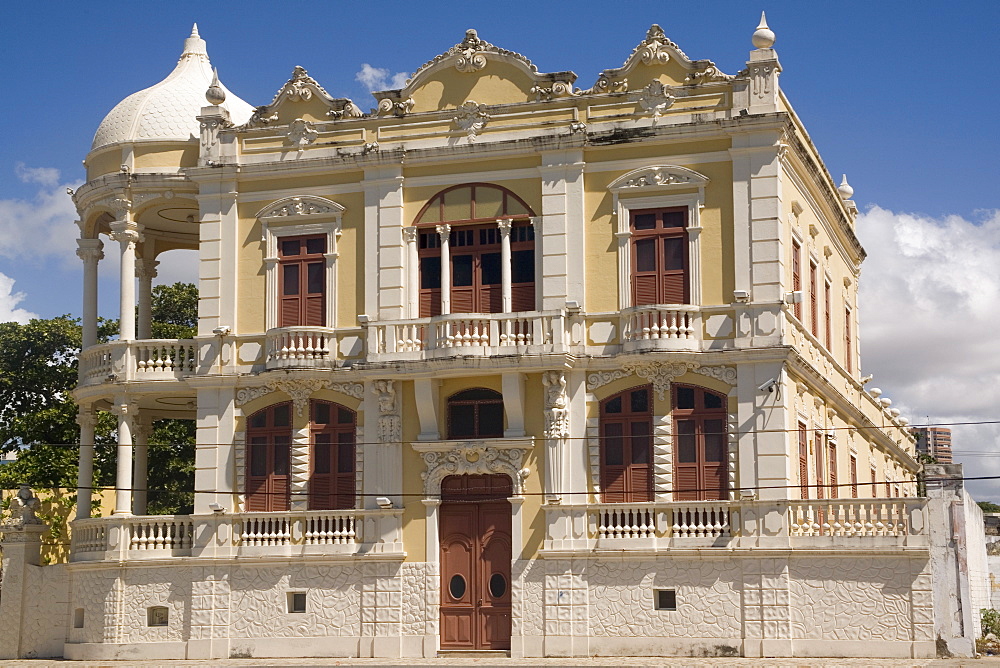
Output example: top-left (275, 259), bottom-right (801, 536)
top-left (788, 499), bottom-right (912, 537)
top-left (134, 340), bottom-right (197, 374)
top-left (128, 517), bottom-right (195, 550)
top-left (265, 327), bottom-right (334, 368)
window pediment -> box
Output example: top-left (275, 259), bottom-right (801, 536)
top-left (609, 166), bottom-right (709, 193)
top-left (257, 196), bottom-right (345, 222)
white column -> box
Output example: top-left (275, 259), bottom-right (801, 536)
top-left (136, 258), bottom-right (159, 340)
top-left (76, 238), bottom-right (104, 350)
top-left (112, 398), bottom-right (135, 515)
top-left (498, 219), bottom-right (513, 313)
top-left (403, 227), bottom-right (419, 318)
top-left (76, 406), bottom-right (96, 520)
top-left (436, 224), bottom-right (451, 315)
top-left (132, 416), bottom-right (151, 515)
top-left (109, 218), bottom-right (141, 341)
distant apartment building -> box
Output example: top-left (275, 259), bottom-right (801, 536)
top-left (913, 427), bottom-right (953, 464)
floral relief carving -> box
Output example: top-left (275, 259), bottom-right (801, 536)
top-left (377, 97), bottom-right (415, 117)
top-left (621, 167), bottom-right (699, 189)
top-left (632, 80), bottom-right (675, 119)
top-left (235, 378), bottom-right (325, 416)
top-left (530, 81), bottom-right (575, 102)
top-left (453, 101), bottom-right (490, 140)
top-left (693, 365), bottom-right (738, 385)
top-left (326, 381), bottom-right (364, 400)
top-left (411, 28), bottom-right (536, 80)
top-left (235, 385), bottom-right (272, 405)
top-left (420, 443), bottom-right (529, 496)
top-left (586, 369), bottom-right (631, 391)
top-left (623, 361), bottom-right (693, 401)
top-left (637, 24), bottom-right (676, 66)
top-left (259, 196), bottom-right (339, 219)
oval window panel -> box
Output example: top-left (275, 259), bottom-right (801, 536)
top-left (449, 574), bottom-right (466, 600)
top-left (489, 573), bottom-right (507, 598)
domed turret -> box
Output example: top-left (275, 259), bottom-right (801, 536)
top-left (90, 24), bottom-right (253, 152)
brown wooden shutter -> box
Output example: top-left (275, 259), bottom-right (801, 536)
top-left (844, 308), bottom-right (853, 373)
top-left (850, 456), bottom-right (858, 498)
top-left (662, 273), bottom-right (686, 305)
top-left (814, 431), bottom-right (824, 500)
top-left (828, 442), bottom-right (837, 498)
top-left (798, 424), bottom-right (809, 500)
top-left (792, 240), bottom-right (802, 320)
top-left (809, 262), bottom-right (818, 336)
top-left (633, 275), bottom-right (659, 305)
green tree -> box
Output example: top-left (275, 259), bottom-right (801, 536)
top-left (979, 501), bottom-right (1000, 514)
top-left (0, 284), bottom-right (198, 515)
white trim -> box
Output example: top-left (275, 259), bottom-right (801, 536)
top-left (259, 205), bottom-right (344, 331)
top-left (613, 192), bottom-right (705, 309)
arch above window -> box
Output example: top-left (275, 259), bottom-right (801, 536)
top-left (414, 183), bottom-right (536, 226)
top-left (448, 388), bottom-right (504, 439)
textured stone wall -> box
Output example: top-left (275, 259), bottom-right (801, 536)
top-left (20, 563), bottom-right (69, 657)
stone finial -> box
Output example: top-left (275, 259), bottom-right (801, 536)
top-left (752, 11), bottom-right (776, 49)
top-left (182, 23), bottom-right (208, 58)
top-left (206, 67), bottom-right (226, 105)
top-left (838, 174), bottom-right (855, 200)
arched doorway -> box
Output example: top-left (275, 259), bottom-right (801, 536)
top-left (439, 473), bottom-right (512, 650)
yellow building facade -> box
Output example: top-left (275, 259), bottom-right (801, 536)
top-left (54, 19), bottom-right (935, 659)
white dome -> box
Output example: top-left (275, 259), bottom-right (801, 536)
top-left (91, 25), bottom-right (254, 152)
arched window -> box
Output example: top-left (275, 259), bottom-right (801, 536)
top-left (631, 207), bottom-right (688, 305)
top-left (309, 400), bottom-right (356, 510)
top-left (672, 385), bottom-right (727, 501)
top-left (246, 403), bottom-right (292, 512)
top-left (448, 388), bottom-right (504, 439)
top-left (415, 184), bottom-right (536, 316)
top-left (600, 385), bottom-right (653, 503)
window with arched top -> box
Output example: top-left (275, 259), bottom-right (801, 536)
top-left (447, 388), bottom-right (505, 439)
top-left (246, 403), bottom-right (292, 512)
top-left (600, 385), bottom-right (653, 503)
top-left (672, 385), bottom-right (728, 501)
top-left (415, 184), bottom-right (536, 316)
top-left (309, 400), bottom-right (356, 510)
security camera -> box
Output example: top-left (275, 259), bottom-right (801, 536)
top-left (212, 325), bottom-right (231, 336)
top-left (758, 379), bottom-right (778, 393)
top-left (208, 502), bottom-right (226, 513)
top-left (375, 496), bottom-right (393, 509)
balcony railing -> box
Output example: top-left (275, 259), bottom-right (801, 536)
top-left (78, 339), bottom-right (199, 386)
top-left (544, 497), bottom-right (927, 552)
top-left (70, 508), bottom-right (402, 562)
top-left (620, 304), bottom-right (700, 351)
top-left (366, 310), bottom-right (570, 361)
top-left (264, 326), bottom-right (363, 370)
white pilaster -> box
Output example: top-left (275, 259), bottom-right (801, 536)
top-left (76, 238), bottom-right (103, 350)
top-left (538, 150), bottom-right (585, 310)
top-left (194, 387), bottom-right (237, 514)
top-left (437, 224), bottom-right (451, 314)
top-left (76, 406), bottom-right (96, 520)
top-left (501, 372), bottom-right (525, 438)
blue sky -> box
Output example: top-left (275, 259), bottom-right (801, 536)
top-left (2, 2), bottom-right (999, 497)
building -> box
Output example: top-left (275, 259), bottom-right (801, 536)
top-left (1, 18), bottom-right (961, 660)
top-left (913, 426), bottom-right (953, 464)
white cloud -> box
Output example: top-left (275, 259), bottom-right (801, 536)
top-left (0, 272), bottom-right (38, 324)
top-left (0, 165), bottom-right (81, 264)
top-left (857, 206), bottom-right (1000, 500)
top-left (355, 64), bottom-right (409, 92)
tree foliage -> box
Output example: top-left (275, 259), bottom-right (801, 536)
top-left (0, 284), bottom-right (198, 514)
top-left (979, 501), bottom-right (1000, 514)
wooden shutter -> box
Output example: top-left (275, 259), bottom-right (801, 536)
top-left (844, 308), bottom-right (853, 373)
top-left (792, 239), bottom-right (802, 320)
top-left (814, 431), bottom-right (824, 500)
top-left (672, 388), bottom-right (728, 501)
top-left (601, 421), bottom-right (627, 503)
top-left (828, 442), bottom-right (838, 498)
top-left (850, 456), bottom-right (858, 498)
top-left (798, 424), bottom-right (809, 499)
top-left (631, 209), bottom-right (688, 307)
top-left (278, 237), bottom-right (325, 328)
top-left (824, 279), bottom-right (832, 349)
top-left (661, 273), bottom-right (686, 305)
top-left (809, 262), bottom-right (818, 336)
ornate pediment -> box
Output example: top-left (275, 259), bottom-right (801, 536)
top-left (608, 165), bottom-right (710, 192)
top-left (414, 438), bottom-right (533, 497)
top-left (581, 24), bottom-right (733, 95)
top-left (372, 29), bottom-right (578, 114)
top-left (256, 196), bottom-right (345, 221)
top-left (239, 66), bottom-right (363, 129)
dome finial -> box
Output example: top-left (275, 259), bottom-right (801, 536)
top-left (838, 174), bottom-right (854, 200)
top-left (752, 11), bottom-right (776, 49)
top-left (181, 23), bottom-right (208, 59)
top-left (206, 67), bottom-right (226, 105)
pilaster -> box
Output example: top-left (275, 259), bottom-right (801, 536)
top-left (538, 149), bottom-right (585, 310)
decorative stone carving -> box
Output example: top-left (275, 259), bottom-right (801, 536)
top-left (109, 220), bottom-right (141, 246)
top-left (283, 66), bottom-right (321, 102)
top-left (285, 118), bottom-right (318, 149)
top-left (453, 101), bottom-right (490, 139)
top-left (609, 165), bottom-right (710, 192)
top-left (685, 64), bottom-right (733, 84)
top-left (374, 380), bottom-right (401, 445)
top-left (235, 378), bottom-right (326, 416)
top-left (637, 24), bottom-right (674, 65)
top-left (587, 362), bottom-right (736, 400)
top-left (454, 29), bottom-right (489, 73)
top-left (542, 371), bottom-right (569, 439)
top-left (244, 106), bottom-right (278, 128)
top-left (259, 196), bottom-right (339, 219)
top-left (420, 443), bottom-right (529, 496)
top-left (109, 197), bottom-right (132, 221)
top-left (632, 80), bottom-right (675, 119)
top-left (587, 75), bottom-right (628, 94)
top-left (327, 100), bottom-right (363, 119)
top-left (377, 97), bottom-right (415, 117)
top-left (530, 81), bottom-right (575, 102)
top-left (325, 382), bottom-right (364, 400)
top-left (586, 369), bottom-right (630, 392)
top-left (693, 365), bottom-right (738, 385)
top-left (5, 485), bottom-right (42, 526)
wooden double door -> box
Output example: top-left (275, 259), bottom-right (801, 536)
top-left (439, 474), bottom-right (512, 650)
